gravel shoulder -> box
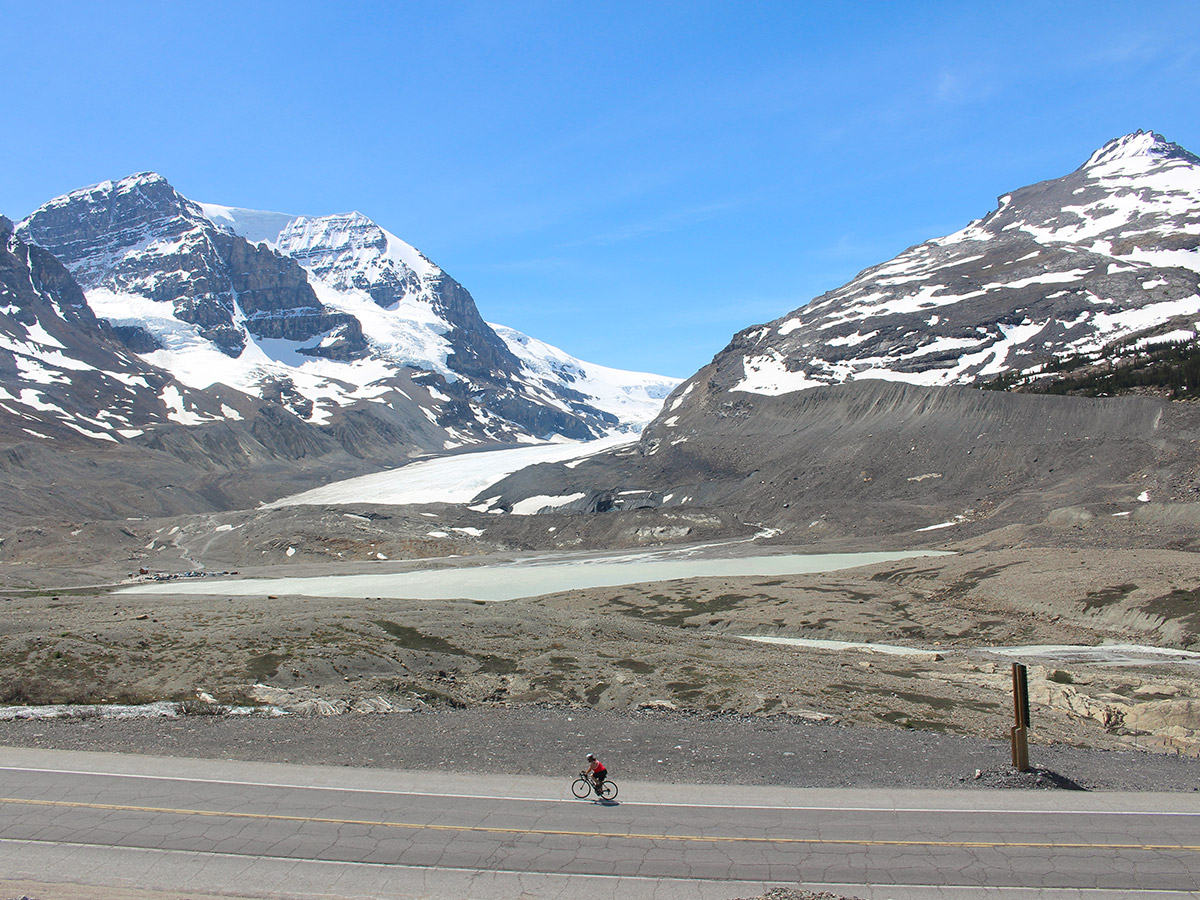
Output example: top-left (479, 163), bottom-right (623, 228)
top-left (3, 706), bottom-right (1199, 793)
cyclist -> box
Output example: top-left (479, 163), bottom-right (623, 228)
top-left (582, 752), bottom-right (607, 796)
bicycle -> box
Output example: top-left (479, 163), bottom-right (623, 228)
top-left (572, 772), bottom-right (618, 801)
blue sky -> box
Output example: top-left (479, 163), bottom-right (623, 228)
top-left (5, 1), bottom-right (1199, 378)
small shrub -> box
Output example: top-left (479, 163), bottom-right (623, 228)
top-left (0, 679), bottom-right (40, 705)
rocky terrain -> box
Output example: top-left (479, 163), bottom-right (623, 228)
top-left (481, 377), bottom-right (1200, 544)
top-left (4, 131), bottom-right (1200, 782)
top-left (3, 530), bottom-right (1200, 759)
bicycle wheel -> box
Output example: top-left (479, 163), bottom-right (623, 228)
top-left (599, 779), bottom-right (617, 800)
top-left (571, 778), bottom-right (591, 799)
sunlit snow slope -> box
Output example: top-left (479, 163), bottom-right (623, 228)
top-left (266, 433), bottom-right (635, 509)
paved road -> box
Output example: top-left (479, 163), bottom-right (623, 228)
top-left (2, 747), bottom-right (1199, 900)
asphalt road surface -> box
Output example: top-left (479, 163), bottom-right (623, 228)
top-left (2, 748), bottom-right (1199, 900)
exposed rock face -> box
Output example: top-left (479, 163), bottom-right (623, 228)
top-left (0, 213), bottom-right (240, 443)
top-left (276, 212), bottom-right (430, 308)
top-left (18, 174), bottom-right (366, 360)
top-left (710, 131), bottom-right (1200, 398)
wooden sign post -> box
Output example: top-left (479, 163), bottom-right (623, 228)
top-left (1011, 662), bottom-right (1030, 771)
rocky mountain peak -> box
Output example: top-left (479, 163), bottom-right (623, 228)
top-left (18, 173), bottom-right (369, 366)
top-left (275, 211), bottom-right (436, 308)
top-left (1080, 130), bottom-right (1200, 172)
top-left (18, 172), bottom-right (208, 289)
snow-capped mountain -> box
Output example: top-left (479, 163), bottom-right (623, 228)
top-left (0, 214), bottom-right (250, 443)
top-left (707, 130), bottom-right (1200, 398)
top-left (19, 174), bottom-right (367, 363)
top-left (201, 201), bottom-right (678, 432)
top-left (17, 175), bottom-right (679, 444)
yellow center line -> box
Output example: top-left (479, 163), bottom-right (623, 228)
top-left (3, 796), bottom-right (1198, 853)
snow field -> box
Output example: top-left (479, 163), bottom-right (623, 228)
top-left (265, 432), bottom-right (636, 508)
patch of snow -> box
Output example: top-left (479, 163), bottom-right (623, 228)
top-left (739, 635), bottom-right (941, 658)
top-left (510, 493), bottom-right (586, 515)
top-left (981, 269), bottom-right (1092, 291)
top-left (981, 643), bottom-right (1200, 666)
top-left (160, 384), bottom-right (207, 426)
top-left (1136, 329), bottom-right (1195, 348)
top-left (777, 317), bottom-right (804, 336)
top-left (825, 330), bottom-right (879, 348)
top-left (668, 382), bottom-right (695, 412)
top-left (733, 350), bottom-right (825, 395)
top-left (61, 420), bottom-right (118, 442)
top-left (198, 203), bottom-right (297, 247)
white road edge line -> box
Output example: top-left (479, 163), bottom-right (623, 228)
top-left (3, 838), bottom-right (1197, 896)
top-left (1, 764), bottom-right (1197, 817)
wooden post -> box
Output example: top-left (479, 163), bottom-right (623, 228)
top-left (1010, 662), bottom-right (1030, 771)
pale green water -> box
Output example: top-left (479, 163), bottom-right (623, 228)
top-left (119, 548), bottom-right (950, 602)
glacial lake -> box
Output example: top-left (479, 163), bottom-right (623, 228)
top-left (119, 546), bottom-right (950, 602)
